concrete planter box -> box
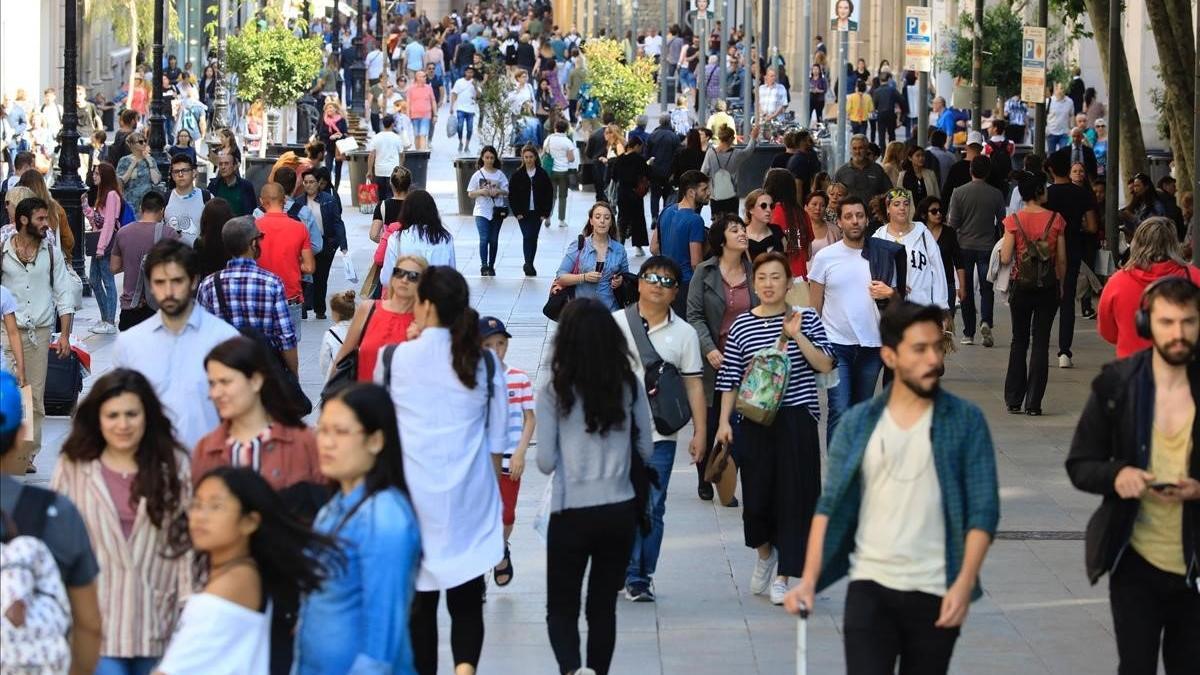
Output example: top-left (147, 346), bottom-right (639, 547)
top-left (244, 156), bottom-right (276, 197)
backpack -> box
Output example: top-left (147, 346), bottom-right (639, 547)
top-left (118, 198), bottom-right (136, 227)
top-left (711, 150), bottom-right (736, 201)
top-left (985, 139), bottom-right (1013, 182)
top-left (623, 305), bottom-right (692, 435)
top-left (1010, 212), bottom-right (1059, 292)
top-left (130, 221), bottom-right (166, 310)
top-left (735, 329), bottom-right (792, 426)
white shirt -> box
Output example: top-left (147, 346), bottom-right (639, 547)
top-left (643, 34), bottom-right (664, 58)
top-left (808, 241), bottom-right (885, 347)
top-left (382, 228), bottom-right (457, 285)
top-left (468, 168), bottom-right (509, 219)
top-left (320, 320), bottom-right (349, 378)
top-left (451, 78), bottom-right (480, 114)
top-left (612, 307), bottom-right (704, 442)
top-left (376, 327), bottom-right (508, 591)
top-left (871, 221), bottom-right (948, 309)
top-left (158, 594), bottom-right (271, 675)
top-left (850, 406), bottom-right (947, 596)
top-left (1046, 96), bottom-right (1074, 135)
top-left (0, 285), bottom-right (14, 372)
top-left (165, 187), bottom-right (207, 246)
top-left (543, 133), bottom-right (576, 172)
top-left (365, 49), bottom-right (386, 80)
top-left (112, 304), bottom-right (240, 450)
top-left (366, 130), bottom-right (407, 178)
top-left (507, 82), bottom-right (536, 115)
top-left (758, 83), bottom-right (788, 115)
top-left (0, 237), bottom-right (74, 330)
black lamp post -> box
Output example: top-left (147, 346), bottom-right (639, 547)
top-left (51, 0), bottom-right (89, 293)
top-left (296, 0), bottom-right (317, 140)
top-left (148, 0), bottom-right (171, 180)
top-left (350, 0), bottom-right (367, 115)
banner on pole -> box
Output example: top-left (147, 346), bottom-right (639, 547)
top-left (904, 7), bottom-right (933, 73)
top-left (1021, 26), bottom-right (1047, 105)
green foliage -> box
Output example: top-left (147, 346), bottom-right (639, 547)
top-left (475, 60), bottom-right (518, 153)
top-left (227, 21), bottom-right (323, 109)
top-left (87, 0), bottom-right (181, 52)
top-left (946, 4), bottom-right (1023, 99)
top-left (582, 39), bottom-right (657, 128)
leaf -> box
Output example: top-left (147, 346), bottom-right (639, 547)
top-left (227, 19), bottom-right (323, 109)
top-left (581, 39), bottom-right (657, 128)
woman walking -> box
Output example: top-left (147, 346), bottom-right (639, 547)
top-left (293, 384), bottom-right (421, 674)
top-left (714, 252), bottom-right (834, 605)
top-left (115, 132), bottom-right (160, 211)
top-left (82, 162), bottom-right (122, 333)
top-left (763, 168), bottom-right (813, 280)
top-left (918, 196), bottom-right (966, 316)
top-left (509, 143), bottom-right (553, 276)
top-left (52, 369), bottom-right (191, 675)
top-left (537, 298), bottom-right (653, 675)
top-left (333, 255), bottom-right (426, 382)
top-left (898, 146), bottom-right (940, 204)
top-left (380, 190), bottom-right (456, 278)
top-left (610, 136), bottom-right (651, 256)
top-left (467, 145), bottom-right (509, 277)
top-left (743, 188), bottom-right (784, 260)
top-left (805, 191), bottom-right (840, 258)
top-left (378, 266), bottom-right (507, 675)
top-left (301, 166), bottom-right (346, 321)
top-left (872, 188), bottom-right (948, 308)
top-left (553, 202), bottom-right (628, 312)
top-left (317, 101), bottom-right (350, 193)
top-left (702, 124), bottom-right (760, 218)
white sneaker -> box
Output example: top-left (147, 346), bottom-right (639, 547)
top-left (1059, 354), bottom-right (1074, 369)
top-left (574, 669), bottom-right (598, 675)
top-left (750, 548), bottom-right (777, 595)
top-left (636, 246), bottom-right (645, 257)
top-left (980, 323), bottom-right (994, 348)
top-left (558, 219), bottom-right (567, 228)
top-left (770, 578), bottom-right (788, 605)
top-left (960, 335), bottom-right (974, 345)
top-left (90, 321), bottom-right (117, 335)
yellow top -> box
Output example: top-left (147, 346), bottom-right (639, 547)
top-left (1130, 406), bottom-right (1194, 575)
top-left (847, 92), bottom-right (874, 123)
top-left (707, 112), bottom-right (736, 135)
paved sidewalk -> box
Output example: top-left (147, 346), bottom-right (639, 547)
top-left (30, 110), bottom-right (1126, 673)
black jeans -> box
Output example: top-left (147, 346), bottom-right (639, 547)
top-left (649, 175), bottom-right (673, 225)
top-left (959, 248), bottom-right (995, 338)
top-left (875, 111), bottom-right (897, 146)
top-left (410, 576), bottom-right (486, 675)
top-left (1110, 549), bottom-right (1200, 675)
top-left (546, 499), bottom-right (636, 675)
top-left (1005, 286), bottom-right (1058, 410)
top-left (844, 580), bottom-right (960, 675)
top-left (1058, 239), bottom-right (1083, 358)
top-left (305, 246), bottom-right (337, 317)
top-left (517, 215), bottom-right (541, 267)
top-left (323, 143), bottom-right (344, 192)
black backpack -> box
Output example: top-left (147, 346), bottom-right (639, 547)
top-left (624, 305), bottom-right (693, 435)
top-left (986, 139), bottom-right (1013, 182)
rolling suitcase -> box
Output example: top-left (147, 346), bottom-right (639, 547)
top-left (44, 348), bottom-right (84, 416)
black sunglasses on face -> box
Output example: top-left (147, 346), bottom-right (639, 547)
top-left (640, 272), bottom-right (679, 289)
top-left (927, 208), bottom-right (941, 215)
top-left (392, 268), bottom-right (421, 282)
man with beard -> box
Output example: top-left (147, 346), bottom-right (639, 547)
top-left (1066, 277), bottom-right (1200, 674)
top-left (786, 301), bottom-right (999, 675)
top-left (113, 240), bottom-right (238, 449)
top-left (0, 197), bottom-right (75, 471)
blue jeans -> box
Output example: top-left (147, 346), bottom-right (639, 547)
top-left (457, 110), bottom-right (475, 144)
top-left (474, 214), bottom-right (503, 268)
top-left (959, 247), bottom-right (995, 338)
top-left (94, 656), bottom-right (158, 675)
top-left (1047, 134), bottom-right (1069, 153)
top-left (89, 252), bottom-right (118, 323)
top-left (626, 439), bottom-right (677, 587)
top-left (826, 343), bottom-right (883, 446)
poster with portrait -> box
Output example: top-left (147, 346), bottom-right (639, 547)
top-left (685, 0), bottom-right (715, 34)
top-left (831, 0), bottom-right (860, 33)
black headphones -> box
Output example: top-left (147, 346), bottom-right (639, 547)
top-left (1134, 274), bottom-right (1199, 339)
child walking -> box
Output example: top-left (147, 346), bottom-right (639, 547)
top-left (319, 290), bottom-right (356, 378)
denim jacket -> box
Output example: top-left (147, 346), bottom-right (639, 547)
top-left (555, 235), bottom-right (629, 311)
top-left (815, 387), bottom-right (1000, 600)
top-left (293, 485), bottom-right (421, 675)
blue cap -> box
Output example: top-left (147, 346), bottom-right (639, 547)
top-left (0, 371), bottom-right (22, 436)
top-left (479, 316), bottom-right (511, 340)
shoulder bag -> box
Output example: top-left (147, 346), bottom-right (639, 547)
top-left (320, 301), bottom-right (378, 403)
top-left (624, 305), bottom-right (692, 435)
top-left (542, 235), bottom-right (585, 321)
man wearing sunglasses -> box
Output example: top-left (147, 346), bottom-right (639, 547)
top-left (612, 256), bottom-right (706, 603)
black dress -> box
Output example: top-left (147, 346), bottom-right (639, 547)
top-left (610, 152), bottom-right (650, 247)
top-left (747, 225), bottom-right (786, 260)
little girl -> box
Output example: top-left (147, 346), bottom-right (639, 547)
top-left (320, 290), bottom-right (356, 378)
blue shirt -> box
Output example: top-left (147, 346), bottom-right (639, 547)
top-left (196, 258), bottom-right (298, 352)
top-left (555, 236), bottom-right (629, 311)
top-left (294, 484), bottom-right (421, 675)
top-left (656, 205), bottom-right (705, 283)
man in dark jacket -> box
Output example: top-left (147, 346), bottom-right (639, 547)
top-left (786, 130), bottom-right (822, 198)
top-left (207, 151), bottom-right (258, 217)
top-left (1066, 276), bottom-right (1200, 675)
top-left (871, 73), bottom-right (903, 146)
top-left (585, 111), bottom-right (616, 202)
top-left (645, 113), bottom-right (681, 224)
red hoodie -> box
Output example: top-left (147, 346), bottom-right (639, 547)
top-left (1097, 260), bottom-right (1200, 358)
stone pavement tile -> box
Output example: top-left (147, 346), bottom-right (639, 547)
top-left (658, 628), bottom-right (757, 673)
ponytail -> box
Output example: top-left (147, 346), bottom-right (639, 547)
top-left (416, 266), bottom-right (482, 389)
top-left (450, 306), bottom-right (482, 389)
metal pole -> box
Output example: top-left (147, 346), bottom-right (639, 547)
top-left (207, 0), bottom-right (230, 141)
top-left (1034, 0), bottom-right (1047, 153)
top-left (770, 0), bottom-right (779, 64)
top-left (660, 0), bottom-right (669, 107)
top-left (718, 0), bottom-right (727, 105)
top-left (52, 0), bottom-right (89, 292)
top-left (149, 0), bottom-right (170, 178)
top-left (1192, 0), bottom-right (1200, 264)
top-left (799, 0), bottom-right (811, 126)
top-left (917, 0), bottom-right (929, 147)
top-left (971, 0), bottom-right (983, 133)
top-left (837, 29), bottom-right (848, 166)
top-left (594, 0), bottom-right (600, 37)
top-left (350, 0), bottom-right (366, 114)
top-left (1104, 0), bottom-right (1121, 256)
top-left (697, 13), bottom-right (709, 123)
top-left (742, 0), bottom-right (753, 137)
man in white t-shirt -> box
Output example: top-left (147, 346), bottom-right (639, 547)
top-left (612, 256), bottom-right (705, 603)
top-left (163, 153), bottom-right (209, 246)
top-left (366, 114), bottom-right (407, 201)
top-left (365, 42), bottom-right (387, 86)
top-left (786, 302), bottom-right (999, 675)
top-left (643, 27), bottom-right (663, 61)
top-left (450, 67), bottom-right (481, 152)
top-left (541, 119), bottom-right (577, 227)
top-left (808, 195), bottom-right (897, 444)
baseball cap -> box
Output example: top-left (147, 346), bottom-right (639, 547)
top-left (0, 371), bottom-right (22, 436)
top-left (479, 316), bottom-right (511, 340)
top-left (966, 131), bottom-right (985, 147)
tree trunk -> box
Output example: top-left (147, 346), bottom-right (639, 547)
top-left (1145, 0), bottom-right (1195, 187)
top-left (127, 0), bottom-right (138, 101)
top-left (1084, 0), bottom-right (1148, 181)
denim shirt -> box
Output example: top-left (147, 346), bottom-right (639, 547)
top-left (293, 485), bottom-right (421, 675)
top-left (555, 236), bottom-right (629, 311)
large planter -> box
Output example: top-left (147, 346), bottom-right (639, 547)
top-left (736, 143), bottom-right (784, 198)
top-left (244, 156), bottom-right (277, 197)
top-left (399, 150), bottom-right (431, 190)
top-left (346, 150), bottom-right (370, 207)
top-left (454, 156), bottom-right (522, 215)
top-left (266, 143), bottom-right (308, 158)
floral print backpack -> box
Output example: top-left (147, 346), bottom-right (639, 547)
top-left (735, 331), bottom-right (792, 426)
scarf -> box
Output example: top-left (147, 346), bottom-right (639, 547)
top-left (323, 113), bottom-right (343, 135)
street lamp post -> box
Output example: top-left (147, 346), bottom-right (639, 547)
top-left (52, 0), bottom-right (89, 292)
top-left (350, 0), bottom-right (367, 115)
top-left (206, 0), bottom-right (231, 144)
top-left (149, 0), bottom-right (171, 179)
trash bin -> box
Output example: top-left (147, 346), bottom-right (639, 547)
top-left (454, 157), bottom-right (477, 215)
top-left (400, 150), bottom-right (431, 190)
top-left (346, 150), bottom-right (370, 207)
top-left (244, 156), bottom-right (276, 197)
top-left (1147, 150), bottom-right (1173, 185)
top-left (737, 143), bottom-right (783, 198)
top-left (266, 143), bottom-right (307, 158)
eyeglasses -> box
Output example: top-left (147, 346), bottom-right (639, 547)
top-left (392, 268), bottom-right (421, 282)
top-left (172, 168), bottom-right (193, 175)
top-left (639, 272), bottom-right (679, 289)
top-left (927, 208), bottom-right (941, 215)
top-left (756, 201), bottom-right (773, 210)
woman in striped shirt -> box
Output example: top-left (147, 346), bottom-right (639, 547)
top-left (52, 369), bottom-right (191, 675)
top-left (714, 252), bottom-right (834, 607)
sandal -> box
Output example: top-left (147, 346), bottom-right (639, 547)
top-left (493, 545), bottom-right (514, 587)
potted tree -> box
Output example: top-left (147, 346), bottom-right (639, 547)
top-left (454, 60), bottom-right (520, 215)
top-left (582, 38), bottom-right (657, 129)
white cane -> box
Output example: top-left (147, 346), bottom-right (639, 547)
top-left (796, 602), bottom-right (810, 675)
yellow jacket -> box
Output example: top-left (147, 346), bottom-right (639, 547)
top-left (847, 92), bottom-right (874, 123)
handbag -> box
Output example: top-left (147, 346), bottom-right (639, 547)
top-left (702, 440), bottom-right (732, 483)
top-left (543, 235), bottom-right (585, 321)
top-left (446, 112), bottom-right (459, 138)
top-left (1096, 249), bottom-right (1116, 276)
top-left (624, 304), bottom-right (692, 435)
top-left (320, 302), bottom-right (378, 403)
top-left (335, 136), bottom-right (358, 155)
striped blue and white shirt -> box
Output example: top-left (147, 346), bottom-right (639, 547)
top-left (715, 308), bottom-right (833, 421)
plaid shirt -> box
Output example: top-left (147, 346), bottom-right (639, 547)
top-left (197, 258), bottom-right (298, 352)
top-left (815, 387), bottom-right (1000, 601)
top-left (758, 83), bottom-right (788, 116)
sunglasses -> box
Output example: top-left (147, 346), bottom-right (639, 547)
top-left (639, 272), bottom-right (679, 289)
top-left (392, 268), bottom-right (421, 282)
top-left (757, 201), bottom-right (773, 210)
top-left (133, 139), bottom-right (147, 145)
top-left (927, 208), bottom-right (941, 215)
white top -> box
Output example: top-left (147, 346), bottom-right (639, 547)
top-left (0, 285), bottom-right (14, 372)
top-left (382, 227), bottom-right (457, 282)
top-left (612, 307), bottom-right (703, 442)
top-left (367, 130), bottom-right (407, 178)
top-left (808, 241), bottom-right (886, 347)
top-left (365, 48), bottom-right (387, 80)
top-left (507, 82), bottom-right (536, 115)
top-left (165, 187), bottom-right (207, 245)
top-left (643, 34), bottom-right (664, 57)
top-left (468, 168), bottom-right (509, 219)
top-left (1006, 187), bottom-right (1023, 216)
top-left (320, 320), bottom-right (350, 378)
top-left (871, 221), bottom-right (949, 309)
top-left (112, 304), bottom-right (240, 450)
top-left (1046, 96), bottom-right (1074, 135)
top-left (543, 133), bottom-right (576, 173)
top-left (451, 78), bottom-right (480, 114)
top-left (850, 407), bottom-right (946, 596)
top-left (376, 327), bottom-right (508, 591)
top-left (158, 594), bottom-right (271, 675)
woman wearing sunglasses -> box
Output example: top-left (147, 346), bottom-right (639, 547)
top-left (115, 132), bottom-right (161, 212)
top-left (332, 255), bottom-right (428, 382)
top-left (918, 196), bottom-right (966, 317)
top-left (743, 188), bottom-right (784, 260)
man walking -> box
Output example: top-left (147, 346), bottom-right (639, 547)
top-left (613, 256), bottom-right (706, 603)
top-left (1045, 149), bottom-right (1099, 368)
top-left (253, 183), bottom-right (315, 331)
top-left (786, 302), bottom-right (1000, 675)
top-left (111, 190), bottom-right (180, 330)
top-left (1066, 278), bottom-right (1200, 674)
top-left (367, 114), bottom-right (407, 202)
top-left (946, 155), bottom-right (1006, 347)
top-left (207, 151), bottom-right (257, 217)
top-left (834, 134), bottom-right (891, 204)
top-left (113, 240), bottom-right (238, 449)
top-left (645, 113), bottom-right (681, 224)
top-left (651, 170), bottom-right (709, 315)
top-left (164, 153), bottom-right (209, 246)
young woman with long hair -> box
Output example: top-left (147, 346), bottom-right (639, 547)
top-left (317, 100), bottom-right (349, 192)
top-left (378, 266), bottom-right (508, 675)
top-left (381, 189), bottom-right (456, 274)
top-left (194, 197), bottom-right (234, 280)
top-left (15, 169), bottom-right (74, 254)
top-left (52, 369), bottom-right (190, 675)
top-left (553, 201), bottom-right (629, 311)
top-left (872, 188), bottom-right (948, 308)
top-left (537, 298), bottom-right (653, 675)
top-left (292, 384), bottom-right (421, 674)
top-left (333, 254), bottom-right (428, 382)
top-left (763, 168), bottom-right (813, 279)
top-left (918, 195), bottom-right (966, 316)
top-left (158, 466), bottom-right (339, 674)
top-left (81, 162), bottom-right (122, 333)
top-left (467, 145), bottom-right (510, 277)
top-left (743, 188), bottom-right (783, 260)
